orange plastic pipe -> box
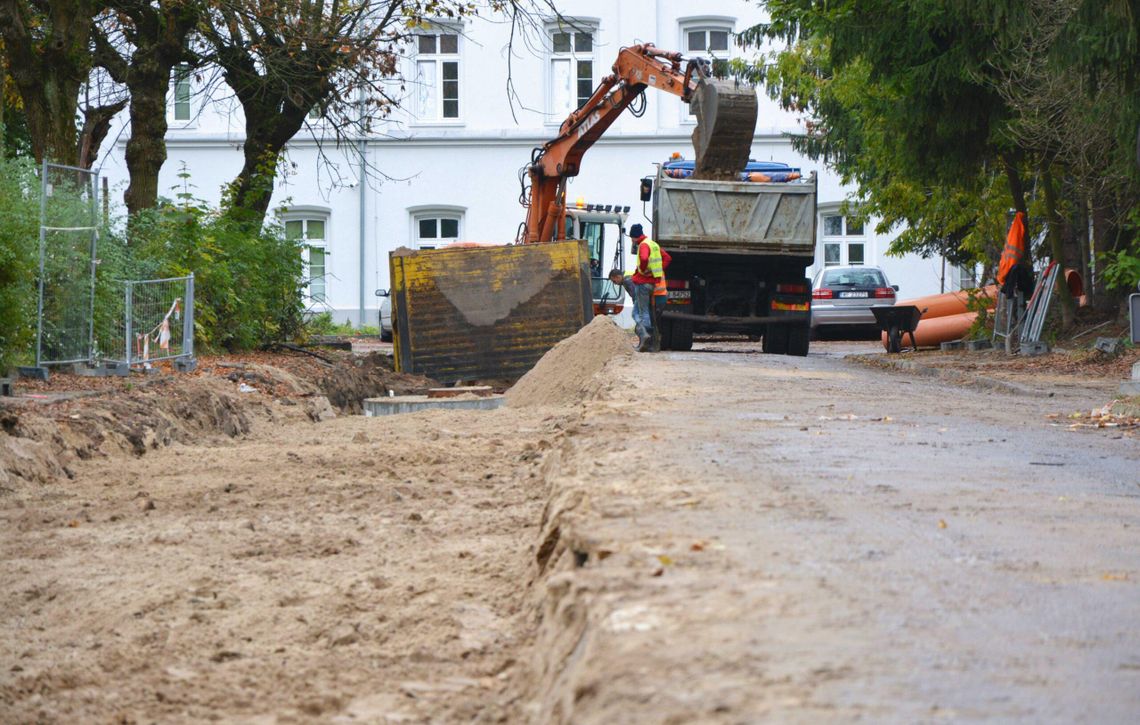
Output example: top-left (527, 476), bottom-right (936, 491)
top-left (880, 311), bottom-right (977, 350)
top-left (1063, 268), bottom-right (1083, 298)
top-left (897, 285), bottom-right (997, 319)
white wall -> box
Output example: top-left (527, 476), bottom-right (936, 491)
top-left (97, 0), bottom-right (951, 327)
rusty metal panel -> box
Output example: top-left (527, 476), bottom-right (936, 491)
top-left (390, 240), bottom-right (593, 384)
top-left (653, 173), bottom-right (816, 255)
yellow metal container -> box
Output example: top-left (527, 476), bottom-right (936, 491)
top-left (389, 240), bottom-right (594, 383)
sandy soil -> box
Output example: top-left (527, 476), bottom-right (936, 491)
top-left (3, 326), bottom-right (1138, 722)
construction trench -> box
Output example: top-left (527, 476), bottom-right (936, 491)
top-left (2, 319), bottom-right (1139, 722)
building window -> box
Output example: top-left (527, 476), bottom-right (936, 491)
top-left (682, 23), bottom-right (734, 118)
top-left (821, 213), bottom-right (866, 267)
top-left (414, 30), bottom-right (460, 121)
top-left (285, 216), bottom-right (329, 302)
top-left (172, 64), bottom-right (192, 121)
top-left (549, 26), bottom-right (594, 117)
top-left (413, 212), bottom-right (461, 250)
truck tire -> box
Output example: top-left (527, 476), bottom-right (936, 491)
top-left (658, 317), bottom-right (674, 350)
top-left (670, 319), bottom-right (694, 351)
top-left (762, 325), bottom-right (788, 355)
top-left (787, 322), bottom-right (810, 357)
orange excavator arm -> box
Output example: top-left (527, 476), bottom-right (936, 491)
top-left (522, 44), bottom-right (705, 245)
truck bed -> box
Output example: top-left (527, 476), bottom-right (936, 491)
top-left (653, 172), bottom-right (816, 257)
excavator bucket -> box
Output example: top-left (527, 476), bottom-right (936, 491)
top-left (689, 77), bottom-right (759, 180)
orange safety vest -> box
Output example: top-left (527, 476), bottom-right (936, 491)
top-left (997, 211), bottom-right (1026, 286)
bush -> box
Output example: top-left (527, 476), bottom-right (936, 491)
top-left (124, 199), bottom-right (305, 351)
top-left (0, 162), bottom-right (307, 369)
top-left (0, 157), bottom-right (42, 371)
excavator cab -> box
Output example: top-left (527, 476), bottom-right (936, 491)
top-left (564, 203), bottom-right (630, 315)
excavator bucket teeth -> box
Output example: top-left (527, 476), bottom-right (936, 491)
top-left (689, 78), bottom-right (759, 180)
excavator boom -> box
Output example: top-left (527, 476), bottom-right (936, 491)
top-left (522, 43), bottom-right (757, 244)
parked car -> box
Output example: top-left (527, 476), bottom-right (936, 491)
top-left (375, 289), bottom-right (393, 342)
top-left (810, 265), bottom-right (898, 338)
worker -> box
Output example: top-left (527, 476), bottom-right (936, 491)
top-left (628, 223), bottom-right (670, 352)
top-left (609, 268), bottom-right (647, 342)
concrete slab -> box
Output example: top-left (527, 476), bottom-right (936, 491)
top-left (940, 341), bottom-right (965, 351)
top-left (965, 340), bottom-right (993, 351)
top-left (1120, 381), bottom-right (1140, 397)
top-left (1020, 341), bottom-right (1051, 356)
top-left (363, 394), bottom-right (505, 416)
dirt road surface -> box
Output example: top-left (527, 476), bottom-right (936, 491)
top-left (3, 334), bottom-right (1138, 722)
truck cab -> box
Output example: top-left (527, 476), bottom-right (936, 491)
top-left (564, 202), bottom-right (631, 316)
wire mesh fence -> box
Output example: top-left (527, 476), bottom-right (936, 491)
top-left (97, 275), bottom-right (195, 369)
top-left (35, 162), bottom-right (99, 367)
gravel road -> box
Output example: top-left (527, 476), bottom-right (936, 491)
top-left (3, 338), bottom-right (1137, 722)
top-left (528, 342), bottom-right (1140, 722)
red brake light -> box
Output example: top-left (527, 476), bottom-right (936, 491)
top-left (666, 279), bottom-right (689, 290)
top-left (812, 288), bottom-right (834, 299)
top-left (776, 283), bottom-right (809, 294)
top-left (872, 287), bottom-right (896, 298)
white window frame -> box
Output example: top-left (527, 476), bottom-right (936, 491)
top-left (282, 208), bottom-right (332, 305)
top-left (410, 24), bottom-right (463, 125)
top-left (545, 19), bottom-right (598, 123)
top-left (409, 205), bottom-right (465, 250)
top-left (819, 208), bottom-right (867, 268)
top-left (169, 63), bottom-right (195, 126)
top-left (679, 18), bottom-right (736, 124)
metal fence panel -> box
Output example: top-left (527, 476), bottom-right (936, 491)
top-left (98, 275), bottom-right (195, 368)
top-left (35, 162), bottom-right (98, 366)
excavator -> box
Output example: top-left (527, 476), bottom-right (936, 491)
top-left (519, 43), bottom-right (758, 247)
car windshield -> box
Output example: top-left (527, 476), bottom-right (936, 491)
top-left (821, 268), bottom-right (886, 288)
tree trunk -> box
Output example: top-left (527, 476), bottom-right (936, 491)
top-left (222, 101), bottom-right (307, 228)
top-left (0, 0), bottom-right (95, 167)
top-left (1040, 165), bottom-right (1075, 329)
top-left (21, 83), bottom-right (86, 167)
top-left (78, 100), bottom-right (128, 169)
top-left (1089, 197), bottom-right (1120, 313)
top-left (1002, 152), bottom-right (1032, 268)
top-left (1002, 152), bottom-right (1028, 216)
top-left (224, 137), bottom-right (282, 226)
top-left (123, 67), bottom-right (171, 215)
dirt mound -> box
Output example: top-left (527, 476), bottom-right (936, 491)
top-left (0, 351), bottom-right (436, 488)
top-left (506, 317), bottom-right (632, 408)
top-left (317, 352), bottom-right (436, 414)
top-left (0, 377), bottom-right (270, 487)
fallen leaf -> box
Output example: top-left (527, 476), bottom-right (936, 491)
top-left (1101, 572), bottom-right (1129, 582)
top-left (657, 554), bottom-right (674, 566)
top-left (938, 519), bottom-right (948, 529)
top-left (690, 542), bottom-right (705, 552)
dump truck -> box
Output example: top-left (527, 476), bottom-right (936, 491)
top-left (645, 159), bottom-right (817, 355)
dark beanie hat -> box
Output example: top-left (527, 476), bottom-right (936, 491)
top-left (629, 223), bottom-right (644, 238)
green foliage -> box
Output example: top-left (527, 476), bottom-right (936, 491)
top-left (304, 312), bottom-right (378, 337)
top-left (0, 156), bottom-right (39, 370)
top-left (742, 0), bottom-right (1140, 306)
top-left (124, 193), bottom-right (306, 351)
top-left (1101, 249), bottom-right (1140, 292)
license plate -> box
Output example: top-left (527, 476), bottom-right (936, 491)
top-left (838, 291), bottom-right (869, 298)
top-left (667, 290), bottom-right (691, 300)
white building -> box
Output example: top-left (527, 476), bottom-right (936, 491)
top-left (99, 0), bottom-right (964, 327)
